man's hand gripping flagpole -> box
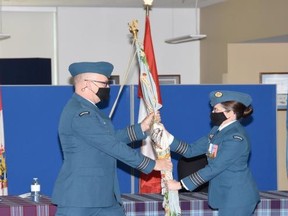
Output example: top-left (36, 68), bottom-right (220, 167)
top-left (129, 17), bottom-right (181, 216)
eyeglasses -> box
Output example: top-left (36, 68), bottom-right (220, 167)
top-left (85, 79), bottom-right (109, 88)
top-left (212, 107), bottom-right (228, 113)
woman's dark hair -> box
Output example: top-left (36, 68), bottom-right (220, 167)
top-left (221, 101), bottom-right (253, 120)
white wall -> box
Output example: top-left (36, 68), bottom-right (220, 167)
top-left (0, 7), bottom-right (201, 85)
top-left (57, 7), bottom-right (201, 85)
top-left (0, 7), bottom-right (56, 83)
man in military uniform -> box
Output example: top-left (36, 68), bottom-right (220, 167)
top-left (166, 90), bottom-right (260, 216)
top-left (52, 61), bottom-right (172, 216)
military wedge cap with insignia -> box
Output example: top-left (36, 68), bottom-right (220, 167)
top-left (209, 90), bottom-right (252, 107)
top-left (69, 61), bottom-right (114, 78)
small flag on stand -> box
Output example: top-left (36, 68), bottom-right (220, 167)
top-left (0, 88), bottom-right (8, 195)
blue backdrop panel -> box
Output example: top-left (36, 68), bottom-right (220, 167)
top-left (134, 84), bottom-right (277, 191)
top-left (2, 85), bottom-right (132, 196)
top-left (1, 84), bottom-right (277, 196)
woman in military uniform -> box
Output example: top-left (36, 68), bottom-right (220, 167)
top-left (166, 90), bottom-right (260, 216)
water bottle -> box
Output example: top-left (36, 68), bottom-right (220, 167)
top-left (30, 177), bottom-right (41, 202)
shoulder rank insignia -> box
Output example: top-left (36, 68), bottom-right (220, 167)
top-left (79, 111), bottom-right (90, 117)
top-left (233, 135), bottom-right (243, 141)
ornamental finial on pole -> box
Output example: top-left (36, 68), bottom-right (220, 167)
top-left (143, 0), bottom-right (153, 16)
top-left (143, 0), bottom-right (153, 6)
top-left (128, 20), bottom-right (139, 40)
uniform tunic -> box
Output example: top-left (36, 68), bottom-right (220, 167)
top-left (52, 93), bottom-right (155, 207)
top-left (170, 121), bottom-right (260, 209)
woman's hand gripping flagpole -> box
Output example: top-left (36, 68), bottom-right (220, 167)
top-left (151, 122), bottom-right (181, 216)
top-left (129, 19), bottom-right (181, 216)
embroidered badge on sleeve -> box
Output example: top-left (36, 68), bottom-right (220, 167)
top-left (79, 111), bottom-right (90, 117)
top-left (233, 135), bottom-right (243, 141)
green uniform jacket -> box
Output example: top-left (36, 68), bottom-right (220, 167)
top-left (52, 93), bottom-right (155, 207)
top-left (170, 121), bottom-right (260, 209)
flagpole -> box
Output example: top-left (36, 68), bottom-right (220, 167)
top-left (144, 0), bottom-right (152, 17)
top-left (108, 20), bottom-right (138, 119)
top-left (108, 44), bottom-right (137, 118)
top-left (131, 1), bottom-right (181, 214)
top-left (145, 5), bottom-right (150, 17)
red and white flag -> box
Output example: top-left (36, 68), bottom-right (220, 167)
top-left (137, 15), bottom-right (162, 194)
top-left (133, 13), bottom-right (181, 215)
top-left (0, 89), bottom-right (8, 195)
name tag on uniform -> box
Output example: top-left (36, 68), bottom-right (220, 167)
top-left (207, 143), bottom-right (218, 158)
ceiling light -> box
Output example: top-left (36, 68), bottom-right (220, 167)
top-left (0, 0), bottom-right (10, 40)
top-left (165, 34), bottom-right (206, 44)
top-left (0, 34), bottom-right (10, 40)
top-left (165, 0), bottom-right (206, 44)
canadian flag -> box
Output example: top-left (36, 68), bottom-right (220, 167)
top-left (138, 15), bottom-right (162, 193)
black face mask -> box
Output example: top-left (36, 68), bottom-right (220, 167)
top-left (210, 112), bottom-right (227, 126)
top-left (96, 87), bottom-right (110, 101)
